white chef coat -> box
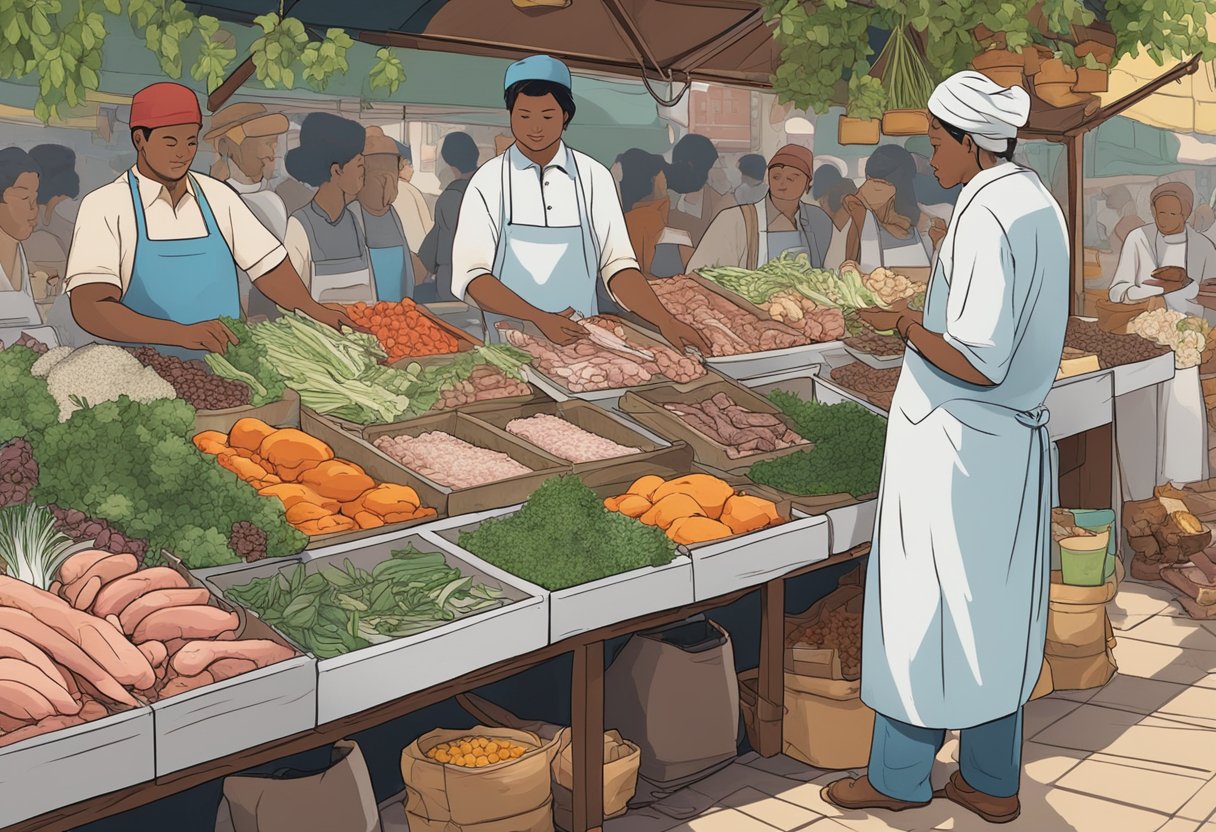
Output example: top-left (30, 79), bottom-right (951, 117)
top-left (862, 162), bottom-right (1068, 729)
top-left (65, 167), bottom-right (286, 296)
top-left (1109, 224), bottom-right (1216, 321)
top-left (451, 142), bottom-right (639, 303)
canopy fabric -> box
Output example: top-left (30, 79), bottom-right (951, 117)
top-left (1099, 16), bottom-right (1216, 134)
top-left (191, 0), bottom-right (779, 90)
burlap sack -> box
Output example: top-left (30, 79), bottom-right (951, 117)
top-left (550, 727), bottom-right (640, 830)
top-left (604, 617), bottom-right (739, 805)
top-left (216, 741), bottom-right (380, 832)
top-left (782, 671), bottom-right (874, 770)
top-left (400, 726), bottom-right (558, 832)
top-left (1047, 648), bottom-right (1118, 690)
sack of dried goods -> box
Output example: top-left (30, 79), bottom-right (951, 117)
top-left (217, 740), bottom-right (381, 832)
top-left (604, 617), bottom-right (739, 805)
top-left (400, 727), bottom-right (558, 832)
top-left (1046, 568), bottom-right (1117, 692)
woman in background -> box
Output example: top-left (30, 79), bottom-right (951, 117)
top-left (846, 144), bottom-right (934, 271)
top-left (665, 134), bottom-right (730, 247)
top-left (617, 149), bottom-right (669, 276)
top-left (24, 144), bottom-right (80, 282)
top-left (283, 113), bottom-right (374, 304)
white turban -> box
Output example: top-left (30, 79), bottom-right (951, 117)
top-left (928, 70), bottom-right (1031, 153)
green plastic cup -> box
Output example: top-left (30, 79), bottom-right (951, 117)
top-left (1060, 531), bottom-right (1110, 587)
top-left (1071, 509), bottom-right (1117, 579)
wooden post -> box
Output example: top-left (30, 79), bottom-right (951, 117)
top-left (207, 56), bottom-right (255, 113)
top-left (1066, 132), bottom-right (1085, 316)
top-left (572, 641), bottom-right (605, 832)
top-left (756, 577), bottom-right (785, 757)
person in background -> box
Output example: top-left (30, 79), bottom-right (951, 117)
top-left (821, 178), bottom-right (860, 270)
top-left (1102, 185), bottom-right (1145, 255)
top-left (356, 128), bottom-right (415, 302)
top-left (284, 112), bottom-right (375, 305)
top-left (846, 144), bottom-right (936, 271)
top-left (24, 144), bottom-right (79, 283)
top-left (825, 71), bottom-right (1067, 825)
top-left (687, 145), bottom-right (833, 273)
top-left (0, 148), bottom-right (58, 346)
top-left (452, 54), bottom-right (707, 353)
top-left (665, 133), bottom-right (730, 248)
top-left (708, 158), bottom-right (734, 203)
top-left (418, 131), bottom-right (479, 303)
top-left (204, 102), bottom-right (291, 319)
top-left (66, 84), bottom-right (351, 358)
top-left (617, 148), bottom-right (669, 276)
top-left (391, 141), bottom-right (433, 258)
top-left (1192, 201), bottom-right (1215, 236)
top-left (735, 153), bottom-right (768, 205)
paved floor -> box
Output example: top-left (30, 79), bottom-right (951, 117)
top-left (605, 577), bottom-right (1216, 832)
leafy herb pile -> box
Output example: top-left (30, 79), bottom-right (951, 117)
top-left (226, 548), bottom-right (507, 658)
top-left (701, 255), bottom-right (884, 312)
top-left (748, 392), bottom-right (887, 498)
top-left (0, 346), bottom-right (60, 446)
top-left (204, 318), bottom-right (286, 407)
top-left (30, 396), bottom-right (305, 568)
top-left (458, 476), bottom-right (676, 591)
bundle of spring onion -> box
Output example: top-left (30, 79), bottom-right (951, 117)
top-left (207, 314), bottom-right (533, 426)
top-left (700, 253), bottom-right (884, 311)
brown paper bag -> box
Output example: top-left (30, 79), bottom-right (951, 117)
top-left (550, 727), bottom-right (641, 829)
top-left (400, 726), bottom-right (558, 832)
top-left (782, 672), bottom-right (874, 770)
top-left (604, 617), bottom-right (739, 804)
top-left (217, 741), bottom-right (381, 832)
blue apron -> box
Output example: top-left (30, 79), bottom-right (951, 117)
top-left (355, 205), bottom-right (414, 303)
top-left (483, 149), bottom-right (600, 343)
top-left (121, 171), bottom-right (240, 361)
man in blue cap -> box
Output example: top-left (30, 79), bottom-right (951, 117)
top-left (451, 54), bottom-right (708, 352)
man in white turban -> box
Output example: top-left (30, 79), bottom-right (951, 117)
top-left (822, 71), bottom-right (1070, 825)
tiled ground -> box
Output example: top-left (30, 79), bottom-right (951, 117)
top-left (600, 577), bottom-right (1216, 832)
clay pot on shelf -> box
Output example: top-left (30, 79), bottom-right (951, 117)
top-left (838, 116), bottom-right (881, 145)
top-left (881, 109), bottom-right (930, 136)
top-left (971, 48), bottom-right (1025, 89)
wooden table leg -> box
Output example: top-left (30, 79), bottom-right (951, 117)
top-left (756, 577), bottom-right (785, 758)
top-left (572, 640), bottom-right (605, 832)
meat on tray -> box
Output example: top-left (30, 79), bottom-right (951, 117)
top-left (437, 365), bottom-right (532, 410)
top-left (664, 393), bottom-right (806, 459)
top-left (844, 331), bottom-right (905, 357)
top-left (373, 431), bottom-right (532, 488)
top-left (829, 363), bottom-right (899, 412)
top-left (506, 413), bottom-right (640, 463)
top-left (1065, 318), bottom-right (1171, 368)
top-left (503, 316), bottom-right (703, 393)
top-left (651, 276), bottom-right (808, 356)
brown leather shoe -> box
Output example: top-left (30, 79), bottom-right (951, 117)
top-left (821, 776), bottom-right (931, 812)
top-left (934, 771), bottom-right (1021, 824)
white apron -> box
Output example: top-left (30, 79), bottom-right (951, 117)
top-left (294, 201), bottom-right (377, 305)
top-left (483, 150), bottom-right (600, 342)
top-left (755, 206), bottom-right (810, 266)
top-left (859, 210), bottom-right (932, 272)
top-left (861, 168), bottom-right (1055, 730)
top-left (0, 246), bottom-right (58, 348)
top-left (1159, 364), bottom-right (1210, 485)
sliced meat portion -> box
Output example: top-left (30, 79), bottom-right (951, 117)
top-left (0, 658), bottom-right (78, 715)
top-left (0, 630), bottom-right (68, 691)
top-left (0, 680), bottom-right (56, 721)
top-left (133, 606), bottom-right (238, 644)
top-left (92, 568), bottom-right (189, 619)
top-left (0, 609), bottom-right (136, 708)
top-left (171, 639), bottom-right (295, 677)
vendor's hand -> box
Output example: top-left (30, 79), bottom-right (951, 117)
top-left (928, 218), bottom-right (948, 248)
top-left (175, 320), bottom-right (237, 354)
top-left (1147, 266), bottom-right (1192, 294)
top-left (658, 314), bottom-right (711, 356)
top-left (311, 303), bottom-right (367, 333)
top-left (857, 306), bottom-right (904, 333)
top-left (534, 308), bottom-right (587, 346)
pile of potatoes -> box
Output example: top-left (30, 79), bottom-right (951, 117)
top-left (194, 419), bottom-right (437, 537)
top-left (604, 473), bottom-right (782, 545)
top-left (426, 735), bottom-right (528, 768)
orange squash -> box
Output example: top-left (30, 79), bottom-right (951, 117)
top-left (667, 516), bottom-right (734, 545)
top-left (361, 484), bottom-right (422, 517)
top-left (626, 475), bottom-right (665, 501)
top-left (260, 429), bottom-right (334, 476)
top-left (639, 493), bottom-right (705, 530)
top-left (228, 418), bottom-right (278, 453)
top-left (285, 502), bottom-right (334, 526)
top-left (218, 454), bottom-right (270, 483)
top-left (258, 483), bottom-right (339, 514)
top-left (192, 431), bottom-right (229, 455)
top-left (354, 511), bottom-right (385, 530)
top-left (299, 460), bottom-right (376, 503)
top-left (615, 494), bottom-right (652, 519)
top-left (650, 475), bottom-right (734, 519)
top-left (296, 515), bottom-right (358, 536)
top-left (720, 495), bottom-right (781, 535)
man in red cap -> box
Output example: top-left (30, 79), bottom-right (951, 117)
top-left (65, 82), bottom-right (354, 357)
top-left (686, 144), bottom-right (833, 274)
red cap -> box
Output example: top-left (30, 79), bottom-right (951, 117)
top-left (129, 83), bottom-right (202, 131)
top-left (768, 144), bottom-right (814, 181)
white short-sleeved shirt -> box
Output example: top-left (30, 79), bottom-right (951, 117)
top-left (65, 167), bottom-right (287, 296)
top-left (450, 143), bottom-right (640, 302)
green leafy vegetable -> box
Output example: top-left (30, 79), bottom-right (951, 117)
top-left (205, 318), bottom-right (285, 407)
top-left (457, 476), bottom-right (676, 591)
top-left (700, 253), bottom-right (884, 312)
top-left (226, 547), bottom-right (507, 658)
top-left (749, 393), bottom-right (887, 498)
top-left (0, 503), bottom-right (76, 589)
top-left (0, 346), bottom-right (59, 446)
top-left (846, 74), bottom-right (887, 121)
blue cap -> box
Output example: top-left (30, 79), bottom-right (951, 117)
top-left (504, 55), bottom-right (572, 92)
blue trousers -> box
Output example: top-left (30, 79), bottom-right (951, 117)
top-left (867, 709), bottom-right (1024, 803)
